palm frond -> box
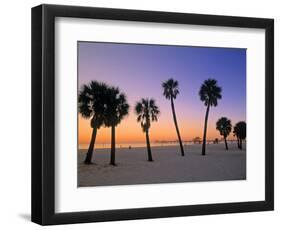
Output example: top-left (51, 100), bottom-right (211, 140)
top-left (103, 86), bottom-right (129, 127)
top-left (216, 117), bottom-right (232, 137)
top-left (233, 121), bottom-right (246, 139)
top-left (78, 81), bottom-right (110, 128)
top-left (162, 78), bottom-right (179, 99)
top-left (134, 98), bottom-right (160, 132)
top-left (199, 78), bottom-right (222, 107)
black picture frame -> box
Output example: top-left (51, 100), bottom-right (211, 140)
top-left (31, 4), bottom-right (274, 225)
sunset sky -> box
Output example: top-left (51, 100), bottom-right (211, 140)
top-left (78, 42), bottom-right (246, 147)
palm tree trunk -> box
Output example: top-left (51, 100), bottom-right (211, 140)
top-left (224, 137), bottom-right (228, 150)
top-left (202, 103), bottom-right (210, 155)
top-left (84, 126), bottom-right (97, 164)
top-left (170, 98), bottom-right (185, 156)
top-left (236, 137), bottom-right (240, 149)
top-left (145, 129), bottom-right (153, 161)
top-left (110, 125), bottom-right (116, 165)
top-left (239, 138), bottom-right (242, 150)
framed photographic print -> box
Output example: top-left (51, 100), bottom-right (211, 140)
top-left (31, 4), bottom-right (274, 225)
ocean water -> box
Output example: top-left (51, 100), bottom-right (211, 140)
top-left (78, 139), bottom-right (237, 150)
top-left (79, 141), bottom-right (199, 150)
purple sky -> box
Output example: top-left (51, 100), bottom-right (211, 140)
top-left (78, 41), bottom-right (246, 143)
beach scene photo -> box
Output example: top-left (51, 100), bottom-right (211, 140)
top-left (78, 42), bottom-right (246, 187)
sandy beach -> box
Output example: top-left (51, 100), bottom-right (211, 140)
top-left (78, 143), bottom-right (246, 187)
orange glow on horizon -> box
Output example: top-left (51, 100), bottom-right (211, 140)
top-left (78, 114), bottom-right (226, 146)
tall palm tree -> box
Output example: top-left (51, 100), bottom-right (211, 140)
top-left (78, 81), bottom-right (109, 164)
top-left (104, 87), bottom-right (129, 166)
top-left (162, 78), bottom-right (185, 156)
top-left (199, 79), bottom-right (222, 155)
top-left (233, 121), bottom-right (246, 149)
top-left (135, 98), bottom-right (160, 161)
top-left (233, 125), bottom-right (240, 149)
top-left (216, 117), bottom-right (232, 150)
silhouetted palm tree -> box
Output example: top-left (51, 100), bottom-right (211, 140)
top-left (78, 81), bottom-right (109, 164)
top-left (199, 79), bottom-right (222, 155)
top-left (233, 125), bottom-right (240, 149)
top-left (135, 98), bottom-right (160, 161)
top-left (233, 121), bottom-right (246, 149)
top-left (104, 87), bottom-right (129, 165)
top-left (162, 78), bottom-right (185, 156)
top-left (216, 117), bottom-right (232, 150)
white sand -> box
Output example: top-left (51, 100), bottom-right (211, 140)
top-left (78, 143), bottom-right (246, 187)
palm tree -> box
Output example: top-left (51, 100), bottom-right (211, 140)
top-left (162, 78), bottom-right (185, 156)
top-left (233, 125), bottom-right (240, 149)
top-left (104, 87), bottom-right (129, 165)
top-left (199, 79), bottom-right (222, 155)
top-left (78, 81), bottom-right (109, 164)
top-left (135, 98), bottom-right (160, 161)
top-left (216, 117), bottom-right (232, 150)
top-left (233, 121), bottom-right (246, 149)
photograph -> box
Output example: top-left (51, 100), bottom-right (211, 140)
top-left (77, 41), bottom-right (247, 187)
top-left (30, 3), bottom-right (274, 225)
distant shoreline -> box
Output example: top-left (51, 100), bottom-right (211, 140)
top-left (79, 140), bottom-right (243, 150)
